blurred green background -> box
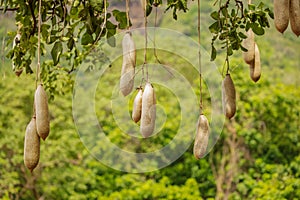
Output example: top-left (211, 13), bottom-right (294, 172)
top-left (0, 1), bottom-right (300, 199)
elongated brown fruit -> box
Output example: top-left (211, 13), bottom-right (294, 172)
top-left (222, 74), bottom-right (236, 119)
top-left (250, 43), bottom-right (261, 82)
top-left (274, 0), bottom-right (290, 33)
top-left (242, 29), bottom-right (255, 64)
top-left (140, 83), bottom-right (156, 138)
top-left (120, 32), bottom-right (136, 96)
top-left (132, 88), bottom-right (143, 123)
top-left (24, 117), bottom-right (40, 172)
top-left (35, 84), bottom-right (50, 140)
top-left (290, 0), bottom-right (300, 36)
top-left (193, 114), bottom-right (210, 159)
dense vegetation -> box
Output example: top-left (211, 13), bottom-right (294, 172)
top-left (0, 0), bottom-right (300, 199)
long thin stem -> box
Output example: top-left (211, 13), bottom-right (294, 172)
top-left (197, 0), bottom-right (203, 112)
top-left (224, 0), bottom-right (230, 75)
top-left (37, 0), bottom-right (42, 86)
top-left (126, 0), bottom-right (130, 29)
top-left (226, 50), bottom-right (230, 74)
top-left (143, 0), bottom-right (148, 82)
top-left (153, 7), bottom-right (161, 64)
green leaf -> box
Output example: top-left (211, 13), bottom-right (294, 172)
top-left (210, 11), bottom-right (219, 20)
top-left (51, 41), bottom-right (63, 66)
top-left (238, 32), bottom-right (247, 39)
top-left (81, 32), bottom-right (94, 45)
top-left (248, 4), bottom-right (256, 11)
top-left (266, 8), bottom-right (274, 19)
top-left (240, 44), bottom-right (248, 52)
top-left (41, 24), bottom-right (50, 40)
top-left (211, 45), bottom-right (217, 61)
top-left (90, 0), bottom-right (104, 12)
top-left (67, 38), bottom-right (75, 50)
top-left (231, 9), bottom-right (236, 17)
top-left (251, 23), bottom-right (265, 35)
top-left (209, 22), bottom-right (220, 34)
top-left (112, 10), bottom-right (128, 29)
top-left (106, 20), bottom-right (117, 30)
top-left (221, 7), bottom-right (228, 17)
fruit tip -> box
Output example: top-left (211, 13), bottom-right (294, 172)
top-left (227, 115), bottom-right (235, 120)
top-left (120, 90), bottom-right (129, 97)
top-left (194, 154), bottom-right (200, 160)
top-left (252, 77), bottom-right (261, 83)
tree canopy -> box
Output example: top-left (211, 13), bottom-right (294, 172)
top-left (1, 0), bottom-right (274, 94)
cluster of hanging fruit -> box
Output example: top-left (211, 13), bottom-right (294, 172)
top-left (242, 30), bottom-right (261, 82)
top-left (193, 0), bottom-right (264, 160)
top-left (119, 32), bottom-right (156, 138)
top-left (24, 84), bottom-right (50, 172)
top-left (120, 0), bottom-right (158, 138)
top-left (274, 0), bottom-right (300, 36)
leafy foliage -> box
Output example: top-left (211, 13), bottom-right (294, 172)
top-left (1, 0), bottom-right (274, 94)
top-left (1, 0), bottom-right (188, 96)
top-left (209, 1), bottom-right (273, 61)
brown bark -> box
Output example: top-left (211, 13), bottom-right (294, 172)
top-left (210, 119), bottom-right (254, 200)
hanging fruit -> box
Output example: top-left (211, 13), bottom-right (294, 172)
top-left (242, 29), bottom-right (255, 64)
top-left (290, 0), bottom-right (300, 36)
top-left (250, 43), bottom-right (261, 82)
top-left (140, 83), bottom-right (156, 138)
top-left (120, 32), bottom-right (136, 96)
top-left (274, 0), bottom-right (290, 33)
top-left (222, 74), bottom-right (236, 119)
top-left (35, 84), bottom-right (50, 140)
top-left (132, 88), bottom-right (143, 123)
top-left (193, 114), bottom-right (210, 159)
top-left (24, 116), bottom-right (40, 172)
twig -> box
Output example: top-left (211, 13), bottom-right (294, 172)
top-left (197, 0), bottom-right (203, 111)
top-left (126, 0), bottom-right (130, 29)
top-left (143, 0), bottom-right (149, 82)
top-left (153, 7), bottom-right (161, 64)
top-left (36, 0), bottom-right (42, 86)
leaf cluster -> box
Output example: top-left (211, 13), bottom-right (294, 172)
top-left (209, 1), bottom-right (273, 61)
